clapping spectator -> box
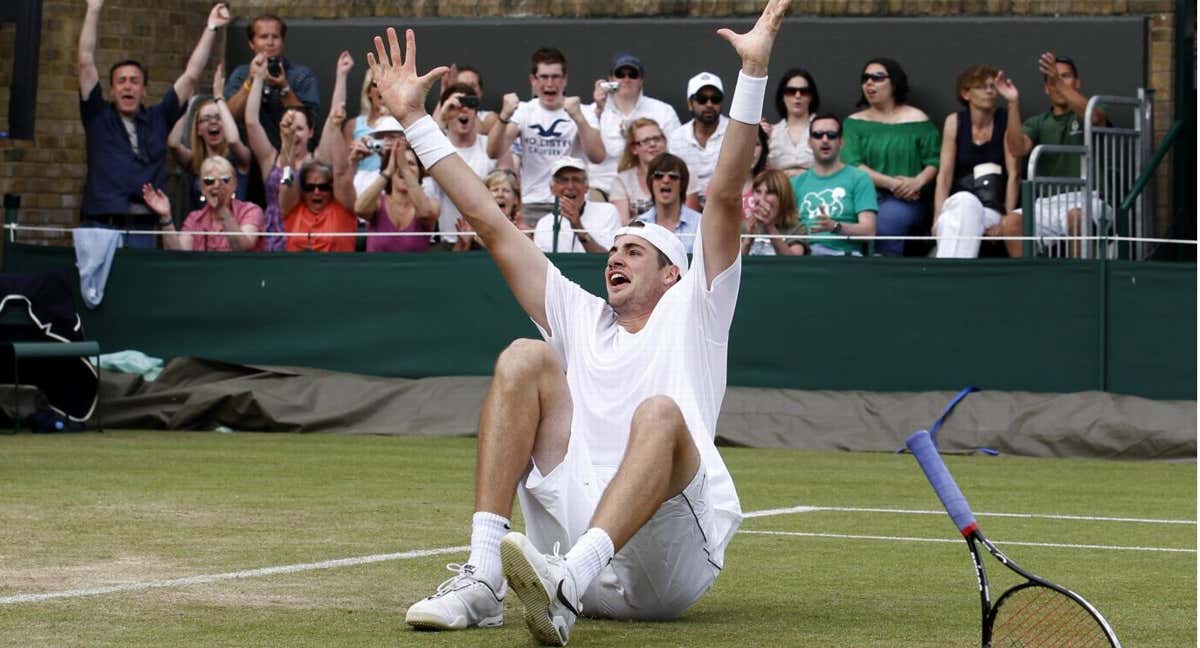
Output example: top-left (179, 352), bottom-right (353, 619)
top-left (999, 52), bottom-right (1108, 257)
top-left (932, 65), bottom-right (1021, 258)
top-left (142, 156), bottom-right (263, 251)
top-left (533, 157), bottom-right (621, 254)
top-left (766, 68), bottom-right (820, 176)
top-left (345, 68), bottom-right (391, 191)
top-left (224, 14), bottom-right (320, 149)
top-left (791, 114), bottom-right (878, 256)
top-left (636, 153), bottom-right (703, 254)
top-left (742, 169), bottom-right (807, 256)
top-left (355, 138), bottom-right (440, 253)
top-left (425, 83), bottom-right (496, 249)
top-left (76, 0), bottom-right (229, 247)
top-left (668, 72), bottom-right (728, 206)
top-left (168, 64), bottom-right (251, 210)
top-left (584, 53), bottom-right (682, 199)
top-left (488, 48), bottom-right (606, 227)
top-left (841, 58), bottom-right (940, 256)
top-left (610, 118), bottom-right (699, 224)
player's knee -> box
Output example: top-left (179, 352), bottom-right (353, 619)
top-left (631, 395), bottom-right (685, 434)
top-left (494, 338), bottom-right (557, 379)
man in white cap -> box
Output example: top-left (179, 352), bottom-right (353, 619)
top-left (583, 53), bottom-right (682, 199)
top-left (534, 157), bottom-right (621, 254)
top-left (668, 71), bottom-right (729, 204)
top-left (366, 0), bottom-right (788, 643)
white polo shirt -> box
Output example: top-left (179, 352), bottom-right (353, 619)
top-left (584, 93), bottom-right (682, 194)
top-left (668, 115), bottom-right (729, 198)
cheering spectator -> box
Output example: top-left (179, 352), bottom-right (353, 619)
top-left (142, 156), bottom-right (263, 252)
top-left (999, 52), bottom-right (1108, 257)
top-left (767, 68), bottom-right (819, 176)
top-left (742, 169), bottom-right (807, 256)
top-left (348, 115), bottom-right (405, 194)
top-left (739, 125), bottom-right (771, 218)
top-left (283, 160), bottom-right (357, 252)
top-left (345, 68), bottom-right (391, 190)
top-left (354, 137), bottom-right (439, 253)
top-left (455, 169), bottom-right (525, 251)
top-left (76, 0), bottom-right (229, 248)
top-left (792, 114), bottom-right (878, 256)
top-left (533, 157), bottom-right (621, 253)
top-left (636, 153), bottom-right (703, 253)
top-left (488, 47), bottom-right (606, 227)
top-left (424, 83), bottom-right (496, 250)
top-left (610, 118), bottom-right (700, 224)
top-left (224, 14), bottom-right (320, 149)
top-left (841, 58), bottom-right (940, 256)
top-left (668, 72), bottom-right (728, 205)
top-left (168, 65), bottom-right (252, 211)
top-left (932, 65), bottom-right (1021, 258)
top-left (584, 53), bottom-right (682, 199)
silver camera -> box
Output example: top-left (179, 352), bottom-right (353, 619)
top-left (365, 138), bottom-right (385, 154)
top-left (601, 81), bottom-right (620, 93)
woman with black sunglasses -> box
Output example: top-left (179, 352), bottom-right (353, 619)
top-left (766, 68), bottom-right (820, 176)
top-left (841, 57), bottom-right (940, 256)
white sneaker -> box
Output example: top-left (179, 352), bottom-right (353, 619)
top-left (405, 563), bottom-right (505, 630)
top-left (500, 532), bottom-right (581, 646)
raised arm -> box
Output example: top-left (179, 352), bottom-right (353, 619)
top-left (173, 3), bottom-right (230, 104)
top-left (995, 69), bottom-right (1033, 158)
top-left (487, 93), bottom-right (521, 160)
top-left (316, 51), bottom-right (354, 164)
top-left (370, 27), bottom-right (549, 329)
top-left (168, 104), bottom-right (193, 169)
top-left (77, 0), bottom-right (103, 97)
top-left (1039, 52), bottom-right (1105, 126)
top-left (701, 0), bottom-right (789, 285)
top-left (244, 55), bottom-right (279, 178)
top-left (564, 97), bottom-right (606, 164)
top-left (213, 65), bottom-right (252, 173)
top-left (324, 103), bottom-right (357, 210)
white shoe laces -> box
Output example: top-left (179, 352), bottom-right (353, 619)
top-left (434, 563), bottom-right (478, 596)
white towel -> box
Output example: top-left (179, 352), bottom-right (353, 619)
top-left (73, 227), bottom-right (124, 309)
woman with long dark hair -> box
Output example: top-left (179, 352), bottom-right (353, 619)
top-left (766, 68), bottom-right (819, 176)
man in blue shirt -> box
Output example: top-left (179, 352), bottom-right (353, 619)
top-left (77, 0), bottom-right (230, 248)
top-left (223, 14), bottom-right (321, 150)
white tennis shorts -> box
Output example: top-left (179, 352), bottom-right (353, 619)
top-left (516, 429), bottom-right (722, 621)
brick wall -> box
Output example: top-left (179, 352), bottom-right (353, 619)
top-left (0, 0), bottom-right (1180, 243)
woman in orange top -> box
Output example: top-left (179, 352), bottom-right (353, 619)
top-left (283, 160), bottom-right (358, 252)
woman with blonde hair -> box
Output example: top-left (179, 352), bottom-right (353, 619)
top-left (168, 64), bottom-right (251, 210)
top-left (742, 169), bottom-right (807, 255)
top-left (344, 67), bottom-right (392, 189)
top-left (455, 169), bottom-right (525, 251)
top-left (609, 118), bottom-right (699, 225)
top-left (142, 155), bottom-right (264, 252)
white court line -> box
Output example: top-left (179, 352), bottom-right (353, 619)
top-left (744, 504), bottom-right (1196, 525)
top-left (3, 503), bottom-right (1194, 605)
top-left (739, 530), bottom-right (1197, 554)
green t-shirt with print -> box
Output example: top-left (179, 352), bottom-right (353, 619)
top-left (790, 165), bottom-right (878, 254)
top-left (1022, 110), bottom-right (1084, 178)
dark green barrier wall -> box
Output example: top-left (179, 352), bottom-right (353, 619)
top-left (4, 244), bottom-right (1194, 400)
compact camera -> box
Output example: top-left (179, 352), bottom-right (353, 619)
top-left (365, 138), bottom-right (385, 154)
top-left (458, 95), bottom-right (480, 109)
top-left (600, 81), bottom-right (620, 93)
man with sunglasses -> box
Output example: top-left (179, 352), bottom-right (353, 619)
top-left (583, 53), bottom-right (681, 200)
top-left (637, 153), bottom-right (703, 253)
top-left (789, 114), bottom-right (877, 256)
top-left (369, 0), bottom-right (789, 643)
top-left (668, 72), bottom-right (728, 206)
top-left (533, 158), bottom-right (620, 254)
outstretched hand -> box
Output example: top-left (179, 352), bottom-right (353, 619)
top-left (141, 184), bottom-right (170, 218)
top-left (366, 28), bottom-right (449, 128)
top-left (715, 0), bottom-right (789, 76)
top-left (994, 70), bottom-right (1019, 103)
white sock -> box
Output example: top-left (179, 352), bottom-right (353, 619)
top-left (564, 527), bottom-right (614, 593)
top-left (467, 511), bottom-right (510, 589)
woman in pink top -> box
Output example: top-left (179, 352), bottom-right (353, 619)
top-left (142, 156), bottom-right (264, 251)
top-left (354, 137), bottom-right (440, 252)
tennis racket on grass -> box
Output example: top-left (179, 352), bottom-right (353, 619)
top-left (906, 429), bottom-right (1121, 647)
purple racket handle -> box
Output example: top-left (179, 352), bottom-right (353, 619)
top-left (906, 429), bottom-right (978, 536)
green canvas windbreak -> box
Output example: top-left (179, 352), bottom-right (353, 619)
top-left (4, 244), bottom-right (1194, 400)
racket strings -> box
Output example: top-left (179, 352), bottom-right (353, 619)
top-left (991, 585), bottom-right (1113, 647)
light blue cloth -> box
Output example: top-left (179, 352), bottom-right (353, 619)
top-left (99, 350), bottom-right (164, 382)
top-left (73, 227), bottom-right (124, 309)
top-left (637, 205), bottom-right (703, 254)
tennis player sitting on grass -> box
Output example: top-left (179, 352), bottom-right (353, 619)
top-left (366, 1), bottom-right (787, 644)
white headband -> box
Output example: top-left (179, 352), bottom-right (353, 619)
top-left (613, 224), bottom-right (689, 275)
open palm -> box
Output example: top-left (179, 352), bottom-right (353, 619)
top-left (716, 0), bottom-right (789, 75)
top-left (366, 28), bottom-right (448, 127)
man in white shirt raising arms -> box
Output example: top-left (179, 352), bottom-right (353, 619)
top-left (366, 0), bottom-right (788, 643)
top-left (488, 48), bottom-right (606, 228)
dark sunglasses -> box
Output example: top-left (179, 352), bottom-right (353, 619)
top-left (693, 92), bottom-right (723, 105)
top-left (783, 86), bottom-right (813, 96)
top-left (652, 170), bottom-right (682, 181)
top-left (201, 175), bottom-right (233, 186)
top-left (810, 130), bottom-right (840, 141)
top-left (301, 182), bottom-right (333, 192)
top-left (861, 72), bottom-right (890, 83)
top-left (613, 67), bottom-right (641, 80)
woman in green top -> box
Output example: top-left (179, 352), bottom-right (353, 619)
top-left (841, 58), bottom-right (940, 256)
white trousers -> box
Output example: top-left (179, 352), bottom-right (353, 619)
top-left (934, 191), bottom-right (1002, 258)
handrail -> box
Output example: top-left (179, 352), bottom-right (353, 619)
top-left (1119, 120), bottom-right (1183, 213)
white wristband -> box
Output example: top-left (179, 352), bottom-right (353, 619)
top-left (403, 115), bottom-right (457, 170)
top-left (729, 71), bottom-right (768, 125)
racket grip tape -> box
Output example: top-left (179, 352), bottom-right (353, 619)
top-left (906, 430), bottom-right (978, 535)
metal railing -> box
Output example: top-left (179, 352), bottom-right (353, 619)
top-left (1021, 89), bottom-right (1154, 259)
